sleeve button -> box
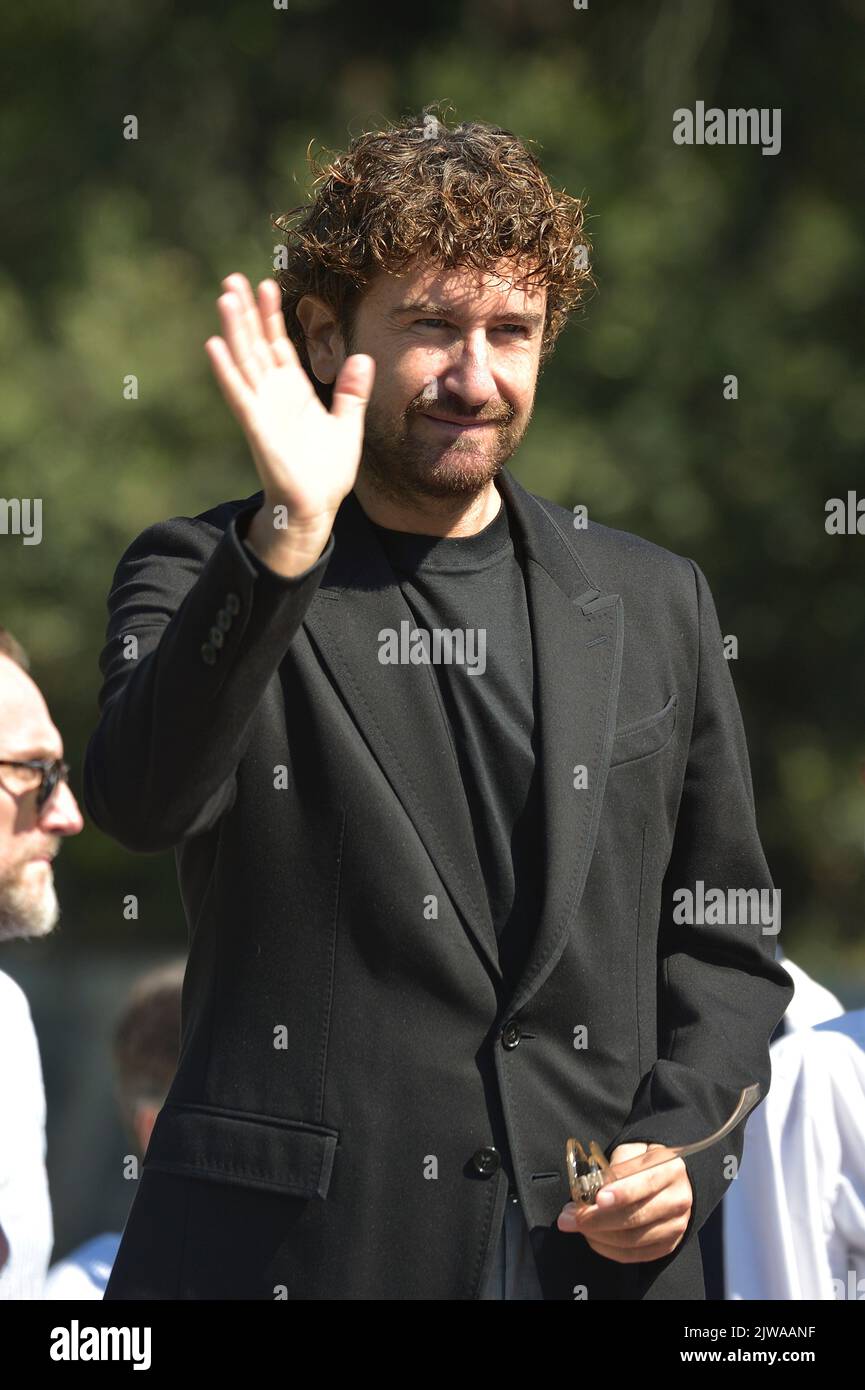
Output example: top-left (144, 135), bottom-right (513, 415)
top-left (201, 643), bottom-right (217, 665)
top-left (225, 592), bottom-right (241, 614)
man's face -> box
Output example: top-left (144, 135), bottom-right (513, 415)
top-left (0, 656), bottom-right (83, 942)
top-left (345, 257), bottom-right (546, 505)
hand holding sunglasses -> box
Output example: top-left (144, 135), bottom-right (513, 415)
top-left (566, 1082), bottom-right (762, 1206)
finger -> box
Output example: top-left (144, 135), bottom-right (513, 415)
top-left (217, 291), bottom-right (267, 389)
top-left (594, 1154), bottom-right (687, 1209)
top-left (204, 336), bottom-right (254, 423)
top-left (607, 1143), bottom-right (680, 1180)
top-left (221, 275), bottom-right (273, 381)
top-left (591, 1176), bottom-right (690, 1233)
top-left (576, 1191), bottom-right (691, 1243)
top-left (227, 272), bottom-right (275, 369)
top-left (223, 272), bottom-right (262, 346)
top-left (257, 279), bottom-right (295, 360)
top-left (558, 1199), bottom-right (618, 1234)
top-left (559, 1174), bottom-right (690, 1233)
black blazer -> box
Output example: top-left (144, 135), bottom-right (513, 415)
top-left (84, 465), bottom-right (794, 1300)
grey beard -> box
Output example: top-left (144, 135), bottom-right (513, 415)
top-left (0, 871), bottom-right (60, 942)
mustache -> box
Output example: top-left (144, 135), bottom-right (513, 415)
top-left (410, 403), bottom-right (515, 425)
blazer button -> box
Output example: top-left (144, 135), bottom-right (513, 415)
top-left (216, 608), bottom-right (232, 632)
top-left (225, 592), bottom-right (241, 615)
top-left (471, 1147), bottom-right (501, 1177)
top-left (201, 642), bottom-right (216, 665)
top-left (209, 626), bottom-right (224, 649)
top-left (501, 1020), bottom-right (521, 1050)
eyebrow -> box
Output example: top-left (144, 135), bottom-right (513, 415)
top-left (390, 301), bottom-right (545, 330)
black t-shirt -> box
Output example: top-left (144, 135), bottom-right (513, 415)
top-left (369, 489), bottom-right (544, 992)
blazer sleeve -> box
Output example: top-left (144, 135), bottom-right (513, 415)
top-left (603, 558), bottom-right (795, 1250)
top-left (83, 502), bottom-right (334, 853)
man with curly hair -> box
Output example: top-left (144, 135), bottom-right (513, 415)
top-left (85, 108), bottom-right (793, 1301)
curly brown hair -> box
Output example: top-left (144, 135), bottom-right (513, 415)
top-left (273, 103), bottom-right (594, 406)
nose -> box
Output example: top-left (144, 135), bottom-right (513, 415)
top-left (441, 332), bottom-right (498, 406)
top-left (39, 778), bottom-right (84, 836)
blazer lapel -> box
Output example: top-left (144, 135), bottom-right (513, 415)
top-left (302, 490), bottom-right (501, 977)
top-left (495, 468), bottom-right (624, 1014)
top-left (299, 469), bottom-right (623, 1001)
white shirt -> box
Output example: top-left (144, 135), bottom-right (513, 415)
top-left (0, 969), bottom-right (54, 1298)
top-left (44, 1232), bottom-right (121, 1299)
top-left (724, 1005), bottom-right (865, 1300)
top-left (775, 953), bottom-right (843, 1032)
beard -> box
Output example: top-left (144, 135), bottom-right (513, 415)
top-left (357, 390), bottom-right (532, 508)
top-left (0, 860), bottom-right (60, 942)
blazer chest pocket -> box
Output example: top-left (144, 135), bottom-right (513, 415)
top-left (143, 1101), bottom-right (339, 1199)
top-left (609, 693), bottom-right (678, 768)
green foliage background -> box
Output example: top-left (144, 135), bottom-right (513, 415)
top-left (2, 0), bottom-right (864, 1000)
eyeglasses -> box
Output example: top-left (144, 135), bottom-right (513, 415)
top-left (0, 758), bottom-right (71, 809)
top-left (566, 1082), bottom-right (762, 1206)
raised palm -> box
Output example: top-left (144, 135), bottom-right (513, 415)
top-left (204, 273), bottom-right (375, 533)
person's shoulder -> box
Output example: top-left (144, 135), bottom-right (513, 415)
top-left (776, 954), bottom-right (844, 1029)
top-left (0, 971), bottom-right (44, 1106)
top-left (112, 490), bottom-right (264, 574)
top-left (813, 1006), bottom-right (865, 1053)
top-left (523, 489), bottom-right (699, 598)
top-left (189, 491), bottom-right (264, 535)
top-left (44, 1233), bottom-right (121, 1300)
top-left (0, 968), bottom-right (34, 1026)
top-left (771, 1007), bottom-right (865, 1080)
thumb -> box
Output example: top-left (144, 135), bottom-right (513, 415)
top-left (330, 353), bottom-right (376, 424)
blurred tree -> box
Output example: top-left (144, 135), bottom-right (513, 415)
top-left (1, 0), bottom-right (863, 990)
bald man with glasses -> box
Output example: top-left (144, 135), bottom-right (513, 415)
top-left (0, 627), bottom-right (83, 1297)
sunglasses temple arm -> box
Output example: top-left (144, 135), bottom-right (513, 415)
top-left (672, 1082), bottom-right (762, 1159)
top-left (602, 1082), bottom-right (763, 1180)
